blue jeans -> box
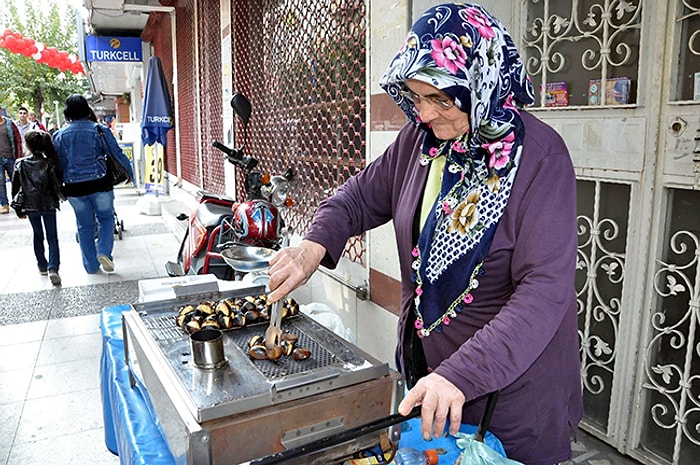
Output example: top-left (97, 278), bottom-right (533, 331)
top-left (27, 211), bottom-right (60, 272)
top-left (0, 156), bottom-right (14, 206)
top-left (68, 190), bottom-right (115, 273)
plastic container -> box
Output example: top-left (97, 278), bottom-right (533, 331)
top-left (393, 447), bottom-right (439, 465)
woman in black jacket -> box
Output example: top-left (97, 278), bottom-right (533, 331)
top-left (11, 130), bottom-right (65, 285)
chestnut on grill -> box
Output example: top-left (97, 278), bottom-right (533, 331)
top-left (245, 333), bottom-right (309, 362)
top-left (244, 309), bottom-right (261, 323)
top-left (285, 298), bottom-right (300, 316)
top-left (196, 303), bottom-right (215, 316)
top-left (215, 300), bottom-right (232, 316)
top-left (175, 295), bottom-right (301, 335)
top-left (185, 319), bottom-right (202, 333)
top-left (231, 312), bottom-right (246, 328)
top-left (179, 304), bottom-right (195, 316)
top-left (265, 345), bottom-right (284, 361)
top-left (280, 340), bottom-right (294, 356)
top-left (241, 300), bottom-right (256, 313)
top-left (281, 332), bottom-right (298, 345)
top-left (292, 347), bottom-right (311, 361)
top-left (218, 314), bottom-right (235, 330)
top-left (248, 335), bottom-right (263, 348)
top-left (201, 319), bottom-right (220, 330)
top-left (248, 345), bottom-right (268, 360)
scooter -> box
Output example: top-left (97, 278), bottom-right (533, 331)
top-left (165, 93), bottom-right (293, 280)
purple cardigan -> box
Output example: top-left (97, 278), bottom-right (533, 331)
top-left (305, 112), bottom-right (582, 465)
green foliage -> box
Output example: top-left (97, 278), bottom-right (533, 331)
top-left (0, 0), bottom-right (88, 120)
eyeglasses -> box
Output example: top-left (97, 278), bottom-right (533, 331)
top-left (400, 88), bottom-right (455, 110)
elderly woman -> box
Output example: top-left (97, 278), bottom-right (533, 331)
top-left (268, 4), bottom-right (582, 464)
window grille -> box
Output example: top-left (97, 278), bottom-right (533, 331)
top-left (576, 179), bottom-right (631, 430)
top-left (231, 0), bottom-right (367, 264)
top-left (523, 0), bottom-right (642, 107)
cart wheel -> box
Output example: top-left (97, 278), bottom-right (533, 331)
top-left (120, 220), bottom-right (125, 232)
top-left (75, 232), bottom-right (79, 243)
top-left (118, 227), bottom-right (123, 240)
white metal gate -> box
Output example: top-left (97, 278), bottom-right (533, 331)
top-left (517, 1), bottom-right (700, 463)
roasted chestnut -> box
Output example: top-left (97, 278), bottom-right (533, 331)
top-left (292, 347), bottom-right (311, 361)
top-left (248, 345), bottom-right (268, 360)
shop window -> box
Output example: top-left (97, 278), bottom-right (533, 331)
top-left (674, 2), bottom-right (700, 102)
top-left (523, 0), bottom-right (642, 108)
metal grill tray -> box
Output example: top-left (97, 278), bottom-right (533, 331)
top-left (125, 289), bottom-right (390, 423)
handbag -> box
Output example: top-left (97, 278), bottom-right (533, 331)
top-left (96, 125), bottom-right (131, 186)
top-left (10, 190), bottom-right (25, 213)
top-left (105, 152), bottom-right (131, 186)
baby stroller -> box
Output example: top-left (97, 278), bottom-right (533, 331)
top-left (113, 209), bottom-right (125, 239)
top-left (74, 210), bottom-right (125, 242)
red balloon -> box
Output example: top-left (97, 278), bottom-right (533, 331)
top-left (4, 35), bottom-right (17, 51)
top-left (19, 39), bottom-right (33, 56)
top-left (0, 30), bottom-right (83, 75)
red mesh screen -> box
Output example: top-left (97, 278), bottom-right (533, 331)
top-left (197, 4), bottom-right (224, 193)
top-left (231, 0), bottom-right (367, 265)
top-left (173, 0), bottom-right (199, 186)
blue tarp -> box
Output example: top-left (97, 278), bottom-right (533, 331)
top-left (100, 305), bottom-right (177, 465)
top-left (140, 56), bottom-right (173, 147)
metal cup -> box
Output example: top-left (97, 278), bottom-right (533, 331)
top-left (190, 328), bottom-right (227, 369)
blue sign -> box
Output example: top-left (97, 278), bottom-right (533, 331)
top-left (85, 35), bottom-right (142, 62)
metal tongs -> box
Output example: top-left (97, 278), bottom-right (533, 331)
top-left (263, 236), bottom-right (292, 349)
top-left (264, 299), bottom-right (283, 348)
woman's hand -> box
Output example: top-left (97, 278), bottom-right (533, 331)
top-left (267, 240), bottom-right (326, 303)
top-left (398, 372), bottom-right (466, 440)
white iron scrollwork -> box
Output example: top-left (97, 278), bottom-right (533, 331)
top-left (644, 230), bottom-right (700, 452)
top-left (678, 1), bottom-right (700, 56)
top-left (576, 181), bottom-right (626, 402)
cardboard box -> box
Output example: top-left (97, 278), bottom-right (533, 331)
top-left (588, 77), bottom-right (631, 105)
top-left (543, 81), bottom-right (569, 107)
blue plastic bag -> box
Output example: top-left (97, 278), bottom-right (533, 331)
top-left (454, 432), bottom-right (525, 465)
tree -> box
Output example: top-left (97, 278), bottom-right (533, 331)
top-left (0, 1), bottom-right (88, 121)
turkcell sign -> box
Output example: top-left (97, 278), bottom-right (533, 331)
top-left (85, 35), bottom-right (142, 62)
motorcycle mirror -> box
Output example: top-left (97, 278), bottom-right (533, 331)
top-left (231, 93), bottom-right (252, 125)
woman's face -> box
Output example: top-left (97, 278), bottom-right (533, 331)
top-left (404, 79), bottom-right (470, 140)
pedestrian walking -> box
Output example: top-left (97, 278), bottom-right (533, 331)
top-left (11, 130), bottom-right (65, 285)
top-left (0, 112), bottom-right (23, 214)
top-left (16, 106), bottom-right (40, 138)
top-left (28, 111), bottom-right (46, 131)
top-left (52, 94), bottom-right (134, 274)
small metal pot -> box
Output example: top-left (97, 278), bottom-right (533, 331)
top-left (190, 328), bottom-right (227, 369)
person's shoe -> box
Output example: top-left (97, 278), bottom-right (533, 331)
top-left (0, 205), bottom-right (8, 214)
top-left (97, 255), bottom-right (115, 272)
top-left (39, 268), bottom-right (48, 275)
top-left (48, 270), bottom-right (61, 285)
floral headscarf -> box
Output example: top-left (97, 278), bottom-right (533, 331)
top-left (379, 3), bottom-right (535, 337)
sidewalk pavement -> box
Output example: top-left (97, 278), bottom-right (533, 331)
top-left (0, 187), bottom-right (186, 465)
